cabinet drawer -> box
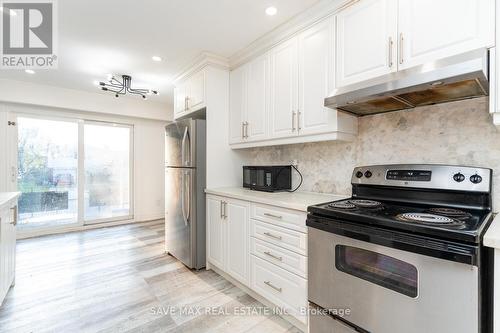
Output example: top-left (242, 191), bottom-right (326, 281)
top-left (251, 237), bottom-right (307, 278)
top-left (251, 255), bottom-right (307, 324)
top-left (251, 203), bottom-right (307, 233)
top-left (251, 219), bottom-right (307, 255)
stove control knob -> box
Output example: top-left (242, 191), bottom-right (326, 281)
top-left (364, 170), bottom-right (373, 178)
top-left (355, 171), bottom-right (364, 178)
top-left (470, 174), bottom-right (482, 184)
top-left (453, 173), bottom-right (465, 182)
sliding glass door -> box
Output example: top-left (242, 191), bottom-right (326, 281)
top-left (17, 117), bottom-right (79, 230)
top-left (17, 115), bottom-right (133, 232)
top-left (84, 123), bottom-right (132, 223)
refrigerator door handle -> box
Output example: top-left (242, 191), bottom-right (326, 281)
top-left (181, 171), bottom-right (188, 227)
top-left (181, 126), bottom-right (191, 167)
top-left (185, 170), bottom-right (191, 223)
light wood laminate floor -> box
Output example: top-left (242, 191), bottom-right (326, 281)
top-left (0, 221), bottom-right (301, 333)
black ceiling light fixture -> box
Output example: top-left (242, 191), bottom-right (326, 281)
top-left (97, 74), bottom-right (159, 99)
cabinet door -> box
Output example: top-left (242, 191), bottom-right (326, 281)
top-left (298, 17), bottom-right (339, 136)
top-left (270, 37), bottom-right (299, 139)
top-left (398, 0), bottom-right (494, 70)
top-left (336, 0), bottom-right (397, 87)
top-left (225, 199), bottom-right (250, 285)
top-left (188, 70), bottom-right (206, 111)
top-left (206, 197), bottom-right (225, 269)
top-left (246, 53), bottom-right (269, 142)
top-left (174, 84), bottom-right (186, 118)
top-left (229, 66), bottom-right (246, 144)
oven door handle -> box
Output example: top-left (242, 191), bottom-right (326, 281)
top-left (306, 216), bottom-right (479, 266)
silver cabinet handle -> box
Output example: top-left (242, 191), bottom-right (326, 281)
top-left (292, 111), bottom-right (297, 132)
top-left (220, 201), bottom-right (224, 219)
top-left (185, 96), bottom-right (190, 111)
top-left (264, 281), bottom-right (282, 293)
top-left (10, 206), bottom-right (17, 226)
top-left (263, 232), bottom-right (282, 240)
top-left (244, 122), bottom-right (249, 138)
top-left (297, 110), bottom-right (301, 131)
top-left (241, 122), bottom-right (245, 139)
top-left (264, 212), bottom-right (282, 219)
top-left (264, 251), bottom-right (283, 261)
top-left (399, 33), bottom-right (404, 64)
top-left (223, 201), bottom-right (227, 219)
top-left (388, 36), bottom-right (394, 68)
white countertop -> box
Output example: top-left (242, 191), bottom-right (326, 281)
top-left (205, 187), bottom-right (348, 212)
top-left (0, 192), bottom-right (20, 208)
top-left (484, 213), bottom-right (500, 249)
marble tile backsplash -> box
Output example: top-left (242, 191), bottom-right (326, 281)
top-left (242, 97), bottom-right (500, 210)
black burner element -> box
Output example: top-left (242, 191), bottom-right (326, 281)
top-left (327, 201), bottom-right (355, 209)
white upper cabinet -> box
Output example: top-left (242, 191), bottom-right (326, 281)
top-left (270, 37), bottom-right (299, 139)
top-left (398, 0), bottom-right (495, 70)
top-left (336, 0), bottom-right (398, 87)
top-left (246, 54), bottom-right (269, 142)
top-left (229, 65), bottom-right (246, 144)
top-left (173, 69), bottom-right (207, 120)
top-left (187, 70), bottom-right (206, 111)
top-left (298, 17), bottom-right (339, 136)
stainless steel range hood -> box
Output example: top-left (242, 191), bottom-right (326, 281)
top-left (325, 49), bottom-right (489, 116)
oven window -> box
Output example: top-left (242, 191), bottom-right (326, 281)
top-left (335, 245), bottom-right (418, 298)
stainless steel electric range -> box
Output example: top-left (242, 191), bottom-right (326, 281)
top-left (306, 164), bottom-right (494, 333)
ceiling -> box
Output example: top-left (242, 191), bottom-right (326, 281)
top-left (0, 0), bottom-right (320, 107)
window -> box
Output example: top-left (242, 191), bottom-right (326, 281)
top-left (84, 123), bottom-right (132, 221)
top-left (335, 245), bottom-right (418, 298)
top-left (17, 117), bottom-right (79, 229)
top-left (17, 116), bottom-right (133, 231)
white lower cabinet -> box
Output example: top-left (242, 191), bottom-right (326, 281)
top-left (207, 196), bottom-right (308, 327)
top-left (206, 195), bottom-right (250, 285)
top-left (0, 202), bottom-right (17, 306)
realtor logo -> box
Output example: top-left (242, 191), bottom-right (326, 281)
top-left (1, 0), bottom-right (58, 69)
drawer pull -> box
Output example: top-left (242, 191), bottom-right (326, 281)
top-left (264, 212), bottom-right (283, 219)
top-left (264, 281), bottom-right (282, 293)
top-left (264, 251), bottom-right (283, 261)
top-left (263, 232), bottom-right (282, 240)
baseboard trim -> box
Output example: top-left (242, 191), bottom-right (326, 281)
top-left (17, 218), bottom-right (164, 240)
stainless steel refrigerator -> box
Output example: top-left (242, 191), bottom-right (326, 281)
top-left (165, 118), bottom-right (206, 269)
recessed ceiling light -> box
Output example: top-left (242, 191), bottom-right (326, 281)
top-left (25, 69), bottom-right (35, 74)
top-left (265, 6), bottom-right (277, 16)
top-left (152, 56), bottom-right (162, 62)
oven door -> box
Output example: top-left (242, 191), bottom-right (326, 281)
top-left (308, 226), bottom-right (479, 333)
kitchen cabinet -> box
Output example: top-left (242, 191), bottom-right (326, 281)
top-left (229, 54), bottom-right (269, 144)
top-left (398, 0), bottom-right (494, 70)
top-left (173, 69), bottom-right (206, 120)
top-left (336, 0), bottom-right (398, 87)
top-left (206, 195), bottom-right (250, 285)
top-left (335, 0), bottom-right (494, 88)
top-left (269, 37), bottom-right (299, 139)
top-left (229, 16), bottom-right (358, 149)
top-left (0, 199), bottom-right (17, 306)
top-left (298, 17), bottom-right (340, 136)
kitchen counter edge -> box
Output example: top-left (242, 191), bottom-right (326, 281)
top-left (205, 187), bottom-right (347, 212)
top-left (0, 192), bottom-right (20, 209)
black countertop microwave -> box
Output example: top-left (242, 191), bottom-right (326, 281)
top-left (243, 165), bottom-right (292, 192)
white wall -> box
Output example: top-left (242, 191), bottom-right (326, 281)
top-left (0, 90), bottom-right (168, 227)
top-left (0, 79), bottom-right (172, 121)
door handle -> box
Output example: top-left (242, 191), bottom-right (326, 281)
top-left (388, 36), bottom-right (394, 68)
top-left (297, 111), bottom-right (301, 131)
top-left (399, 33), bottom-right (404, 65)
top-left (263, 232), bottom-right (282, 240)
top-left (181, 172), bottom-right (188, 227)
top-left (244, 122), bottom-right (249, 138)
top-left (10, 206), bottom-right (17, 226)
top-left (11, 166), bottom-right (16, 183)
top-left (292, 111), bottom-right (296, 132)
top-left (220, 201), bottom-right (224, 219)
top-left (264, 281), bottom-right (282, 293)
top-left (185, 170), bottom-right (191, 223)
top-left (223, 201), bottom-right (227, 219)
top-left (241, 122), bottom-right (245, 139)
top-left (181, 127), bottom-right (190, 166)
